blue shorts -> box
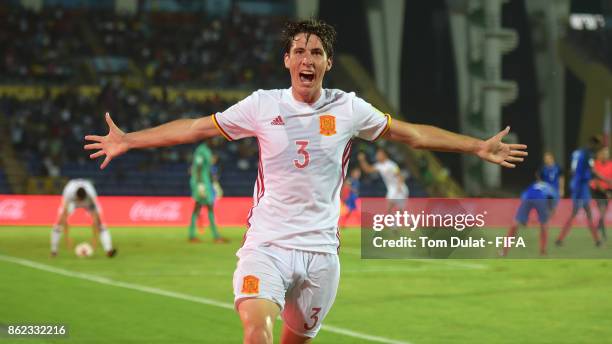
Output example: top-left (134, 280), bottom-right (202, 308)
top-left (343, 194), bottom-right (357, 211)
top-left (515, 199), bottom-right (551, 224)
top-left (571, 182), bottom-right (591, 210)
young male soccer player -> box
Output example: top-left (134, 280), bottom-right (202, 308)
top-left (357, 148), bottom-right (409, 211)
top-left (538, 151), bottom-right (564, 197)
top-left (188, 142), bottom-right (227, 243)
top-left (51, 178), bottom-right (116, 257)
top-left (85, 19), bottom-right (527, 344)
top-left (556, 136), bottom-right (608, 247)
top-left (502, 178), bottom-right (559, 256)
top-left (591, 146), bottom-right (611, 240)
top-left (340, 167), bottom-right (361, 228)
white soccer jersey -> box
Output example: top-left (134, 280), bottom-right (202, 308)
top-left (61, 179), bottom-right (99, 211)
top-left (214, 88), bottom-right (390, 254)
top-left (374, 160), bottom-right (409, 199)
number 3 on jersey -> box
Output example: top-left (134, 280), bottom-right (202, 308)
top-left (293, 140), bottom-right (310, 169)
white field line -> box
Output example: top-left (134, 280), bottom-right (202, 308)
top-left (0, 254), bottom-right (412, 344)
top-left (340, 247), bottom-right (488, 270)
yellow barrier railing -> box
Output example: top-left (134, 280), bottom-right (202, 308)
top-left (0, 85), bottom-right (250, 103)
top-left (26, 176), bottom-right (68, 195)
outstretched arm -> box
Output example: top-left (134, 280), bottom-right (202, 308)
top-left (385, 120), bottom-right (527, 168)
top-left (85, 113), bottom-right (220, 169)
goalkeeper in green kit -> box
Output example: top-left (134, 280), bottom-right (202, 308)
top-left (189, 142), bottom-right (228, 243)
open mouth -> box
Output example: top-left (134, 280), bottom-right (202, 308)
top-left (299, 71), bottom-right (315, 83)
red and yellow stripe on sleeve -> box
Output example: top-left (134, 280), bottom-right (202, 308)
top-left (211, 114), bottom-right (233, 141)
top-left (372, 114), bottom-right (392, 141)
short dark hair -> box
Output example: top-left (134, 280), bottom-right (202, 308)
top-left (282, 19), bottom-right (337, 57)
top-left (76, 187), bottom-right (87, 201)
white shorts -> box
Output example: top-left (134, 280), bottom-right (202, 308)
top-left (233, 244), bottom-right (340, 338)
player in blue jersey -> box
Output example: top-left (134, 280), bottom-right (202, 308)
top-left (502, 178), bottom-right (559, 256)
top-left (556, 136), bottom-right (608, 247)
top-left (538, 151), bottom-right (564, 196)
top-left (340, 167), bottom-right (361, 228)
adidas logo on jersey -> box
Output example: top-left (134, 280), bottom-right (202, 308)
top-left (270, 116), bottom-right (285, 126)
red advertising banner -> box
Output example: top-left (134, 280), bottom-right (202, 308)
top-left (0, 195), bottom-right (609, 228)
top-left (0, 195), bottom-right (255, 227)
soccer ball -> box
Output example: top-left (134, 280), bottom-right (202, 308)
top-left (75, 242), bottom-right (94, 257)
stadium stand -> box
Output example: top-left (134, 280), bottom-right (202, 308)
top-left (0, 2), bottom-right (425, 197)
top-left (0, 5), bottom-right (288, 87)
top-left (0, 169), bottom-right (11, 194)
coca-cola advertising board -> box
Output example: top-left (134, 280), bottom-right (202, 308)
top-left (0, 195), bottom-right (255, 226)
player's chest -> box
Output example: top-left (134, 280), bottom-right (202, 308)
top-left (256, 110), bottom-right (353, 164)
top-left (259, 111), bottom-right (350, 145)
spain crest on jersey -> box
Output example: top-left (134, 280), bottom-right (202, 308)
top-left (241, 275), bottom-right (260, 294)
top-left (319, 114), bottom-right (336, 136)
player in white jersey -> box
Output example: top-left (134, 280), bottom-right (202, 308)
top-left (51, 179), bottom-right (117, 257)
top-left (358, 148), bottom-right (409, 210)
top-left (85, 19), bottom-right (527, 344)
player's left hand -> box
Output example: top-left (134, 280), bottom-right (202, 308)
top-left (476, 126), bottom-right (527, 168)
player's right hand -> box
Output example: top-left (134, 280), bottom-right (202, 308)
top-left (84, 113), bottom-right (129, 169)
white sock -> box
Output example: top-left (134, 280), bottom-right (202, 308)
top-left (51, 225), bottom-right (62, 252)
top-left (99, 226), bottom-right (113, 252)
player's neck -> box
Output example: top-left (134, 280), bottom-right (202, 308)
top-left (291, 87), bottom-right (322, 105)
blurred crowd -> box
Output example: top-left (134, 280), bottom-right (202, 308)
top-left (0, 5), bottom-right (288, 87)
top-left (0, 3), bottom-right (288, 194)
top-left (1, 83), bottom-right (264, 179)
top-left (0, 6), bottom-right (86, 82)
top-left (91, 7), bottom-right (288, 87)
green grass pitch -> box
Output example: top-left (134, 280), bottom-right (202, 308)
top-left (1, 226), bottom-right (611, 343)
